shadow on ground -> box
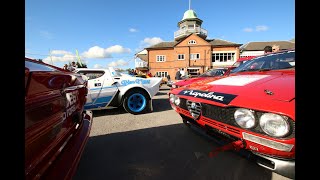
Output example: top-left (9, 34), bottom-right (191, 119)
top-left (92, 107), bottom-right (127, 117)
top-left (74, 124), bottom-right (272, 180)
top-left (152, 98), bottom-right (172, 112)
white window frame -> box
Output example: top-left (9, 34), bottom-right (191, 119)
top-left (188, 40), bottom-right (197, 44)
top-left (156, 55), bottom-right (166, 62)
top-left (190, 53), bottom-right (200, 60)
top-left (212, 51), bottom-right (236, 62)
top-left (177, 54), bottom-right (185, 60)
top-left (156, 71), bottom-right (168, 78)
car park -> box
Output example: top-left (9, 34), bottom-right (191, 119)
top-left (168, 50), bottom-right (295, 179)
top-left (75, 67), bottom-right (162, 114)
top-left (25, 58), bottom-right (93, 180)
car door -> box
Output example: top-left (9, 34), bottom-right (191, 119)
top-left (76, 69), bottom-right (119, 110)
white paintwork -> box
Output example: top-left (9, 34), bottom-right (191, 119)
top-left (75, 67), bottom-right (162, 110)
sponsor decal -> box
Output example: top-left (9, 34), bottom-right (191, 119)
top-left (178, 90), bottom-right (237, 105)
top-left (120, 79), bottom-right (151, 86)
top-left (62, 90), bottom-right (79, 121)
top-left (207, 75), bottom-right (269, 86)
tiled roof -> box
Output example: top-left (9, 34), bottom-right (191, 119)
top-left (136, 54), bottom-right (148, 61)
top-left (147, 41), bottom-right (178, 49)
top-left (206, 39), bottom-right (242, 46)
top-left (146, 38), bottom-right (241, 49)
top-left (241, 41), bottom-right (295, 51)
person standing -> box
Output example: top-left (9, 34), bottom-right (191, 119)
top-left (175, 68), bottom-right (181, 80)
top-left (272, 45), bottom-right (280, 52)
top-left (63, 64), bottom-right (69, 70)
top-left (264, 46), bottom-right (272, 54)
top-left (180, 68), bottom-right (185, 78)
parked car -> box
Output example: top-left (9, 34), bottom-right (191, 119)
top-left (171, 68), bottom-right (228, 89)
top-left (75, 67), bottom-right (162, 114)
top-left (25, 58), bottom-right (93, 180)
top-left (168, 50), bottom-right (295, 179)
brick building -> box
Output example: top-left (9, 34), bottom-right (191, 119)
top-left (136, 8), bottom-right (242, 79)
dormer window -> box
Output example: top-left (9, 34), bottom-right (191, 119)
top-left (188, 40), bottom-right (197, 44)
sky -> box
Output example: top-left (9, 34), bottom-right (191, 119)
top-left (25, 0), bottom-right (295, 69)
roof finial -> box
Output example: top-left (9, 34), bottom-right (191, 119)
top-left (189, 0), bottom-right (191, 10)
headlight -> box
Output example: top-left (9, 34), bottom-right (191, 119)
top-left (174, 96), bottom-right (180, 106)
top-left (172, 84), bottom-right (177, 88)
top-left (259, 113), bottom-right (290, 137)
top-left (169, 94), bottom-right (175, 104)
top-left (234, 108), bottom-right (256, 128)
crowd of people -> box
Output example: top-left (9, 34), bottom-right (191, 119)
top-left (63, 61), bottom-right (78, 72)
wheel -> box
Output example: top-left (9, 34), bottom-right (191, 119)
top-left (123, 89), bottom-right (150, 115)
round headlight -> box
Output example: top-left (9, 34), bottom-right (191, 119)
top-left (174, 96), bottom-right (180, 106)
top-left (169, 94), bottom-right (175, 104)
top-left (234, 108), bottom-right (256, 128)
top-left (259, 113), bottom-right (290, 137)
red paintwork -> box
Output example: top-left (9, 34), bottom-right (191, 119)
top-left (25, 58), bottom-right (92, 180)
top-left (169, 50), bottom-right (295, 160)
top-left (172, 68), bottom-right (228, 88)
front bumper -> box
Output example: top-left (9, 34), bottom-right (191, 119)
top-left (182, 115), bottom-right (295, 179)
top-left (41, 110), bottom-right (93, 180)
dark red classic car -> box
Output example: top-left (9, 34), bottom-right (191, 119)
top-left (169, 50), bottom-right (295, 179)
top-left (25, 58), bottom-right (93, 180)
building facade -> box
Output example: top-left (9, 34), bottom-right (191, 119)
top-left (137, 8), bottom-right (242, 79)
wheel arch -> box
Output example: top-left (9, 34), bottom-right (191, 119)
top-left (120, 87), bottom-right (151, 104)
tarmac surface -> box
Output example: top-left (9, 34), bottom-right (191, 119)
top-left (74, 85), bottom-right (291, 180)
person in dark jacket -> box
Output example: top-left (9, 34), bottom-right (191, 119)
top-left (175, 68), bottom-right (181, 80)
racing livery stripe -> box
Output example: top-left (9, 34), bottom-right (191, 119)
top-left (178, 90), bottom-right (237, 105)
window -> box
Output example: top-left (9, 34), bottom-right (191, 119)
top-left (77, 70), bottom-right (105, 80)
top-left (188, 40), bottom-right (197, 44)
top-left (188, 25), bottom-right (194, 29)
top-left (156, 71), bottom-right (168, 78)
top-left (190, 53), bottom-right (200, 60)
top-left (156, 55), bottom-right (166, 62)
top-left (178, 54), bottom-right (185, 60)
top-left (212, 52), bottom-right (235, 62)
top-left (187, 69), bottom-right (199, 77)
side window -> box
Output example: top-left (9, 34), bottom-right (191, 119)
top-left (77, 71), bottom-right (105, 80)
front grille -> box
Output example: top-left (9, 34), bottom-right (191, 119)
top-left (186, 100), bottom-right (202, 119)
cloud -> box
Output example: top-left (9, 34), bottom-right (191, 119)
top-left (105, 45), bottom-right (131, 54)
top-left (40, 30), bottom-right (54, 39)
top-left (255, 25), bottom-right (269, 32)
top-left (43, 54), bottom-right (77, 63)
top-left (137, 37), bottom-right (164, 51)
top-left (50, 50), bottom-right (72, 55)
top-left (243, 25), bottom-right (269, 32)
top-left (243, 28), bottom-right (253, 32)
top-left (82, 45), bottom-right (131, 59)
top-left (129, 28), bottom-right (138, 32)
top-left (107, 59), bottom-right (128, 67)
top-left (94, 64), bottom-right (104, 69)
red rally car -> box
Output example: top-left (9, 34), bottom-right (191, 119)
top-left (25, 58), bottom-right (93, 180)
top-left (169, 50), bottom-right (295, 179)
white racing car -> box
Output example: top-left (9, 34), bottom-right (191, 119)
top-left (75, 67), bottom-right (162, 114)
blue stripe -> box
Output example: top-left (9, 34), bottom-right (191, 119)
top-left (89, 85), bottom-right (124, 91)
top-left (84, 96), bottom-right (113, 110)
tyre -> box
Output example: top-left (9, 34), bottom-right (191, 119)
top-left (123, 89), bottom-right (150, 115)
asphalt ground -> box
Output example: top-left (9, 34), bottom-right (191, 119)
top-left (74, 85), bottom-right (291, 180)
